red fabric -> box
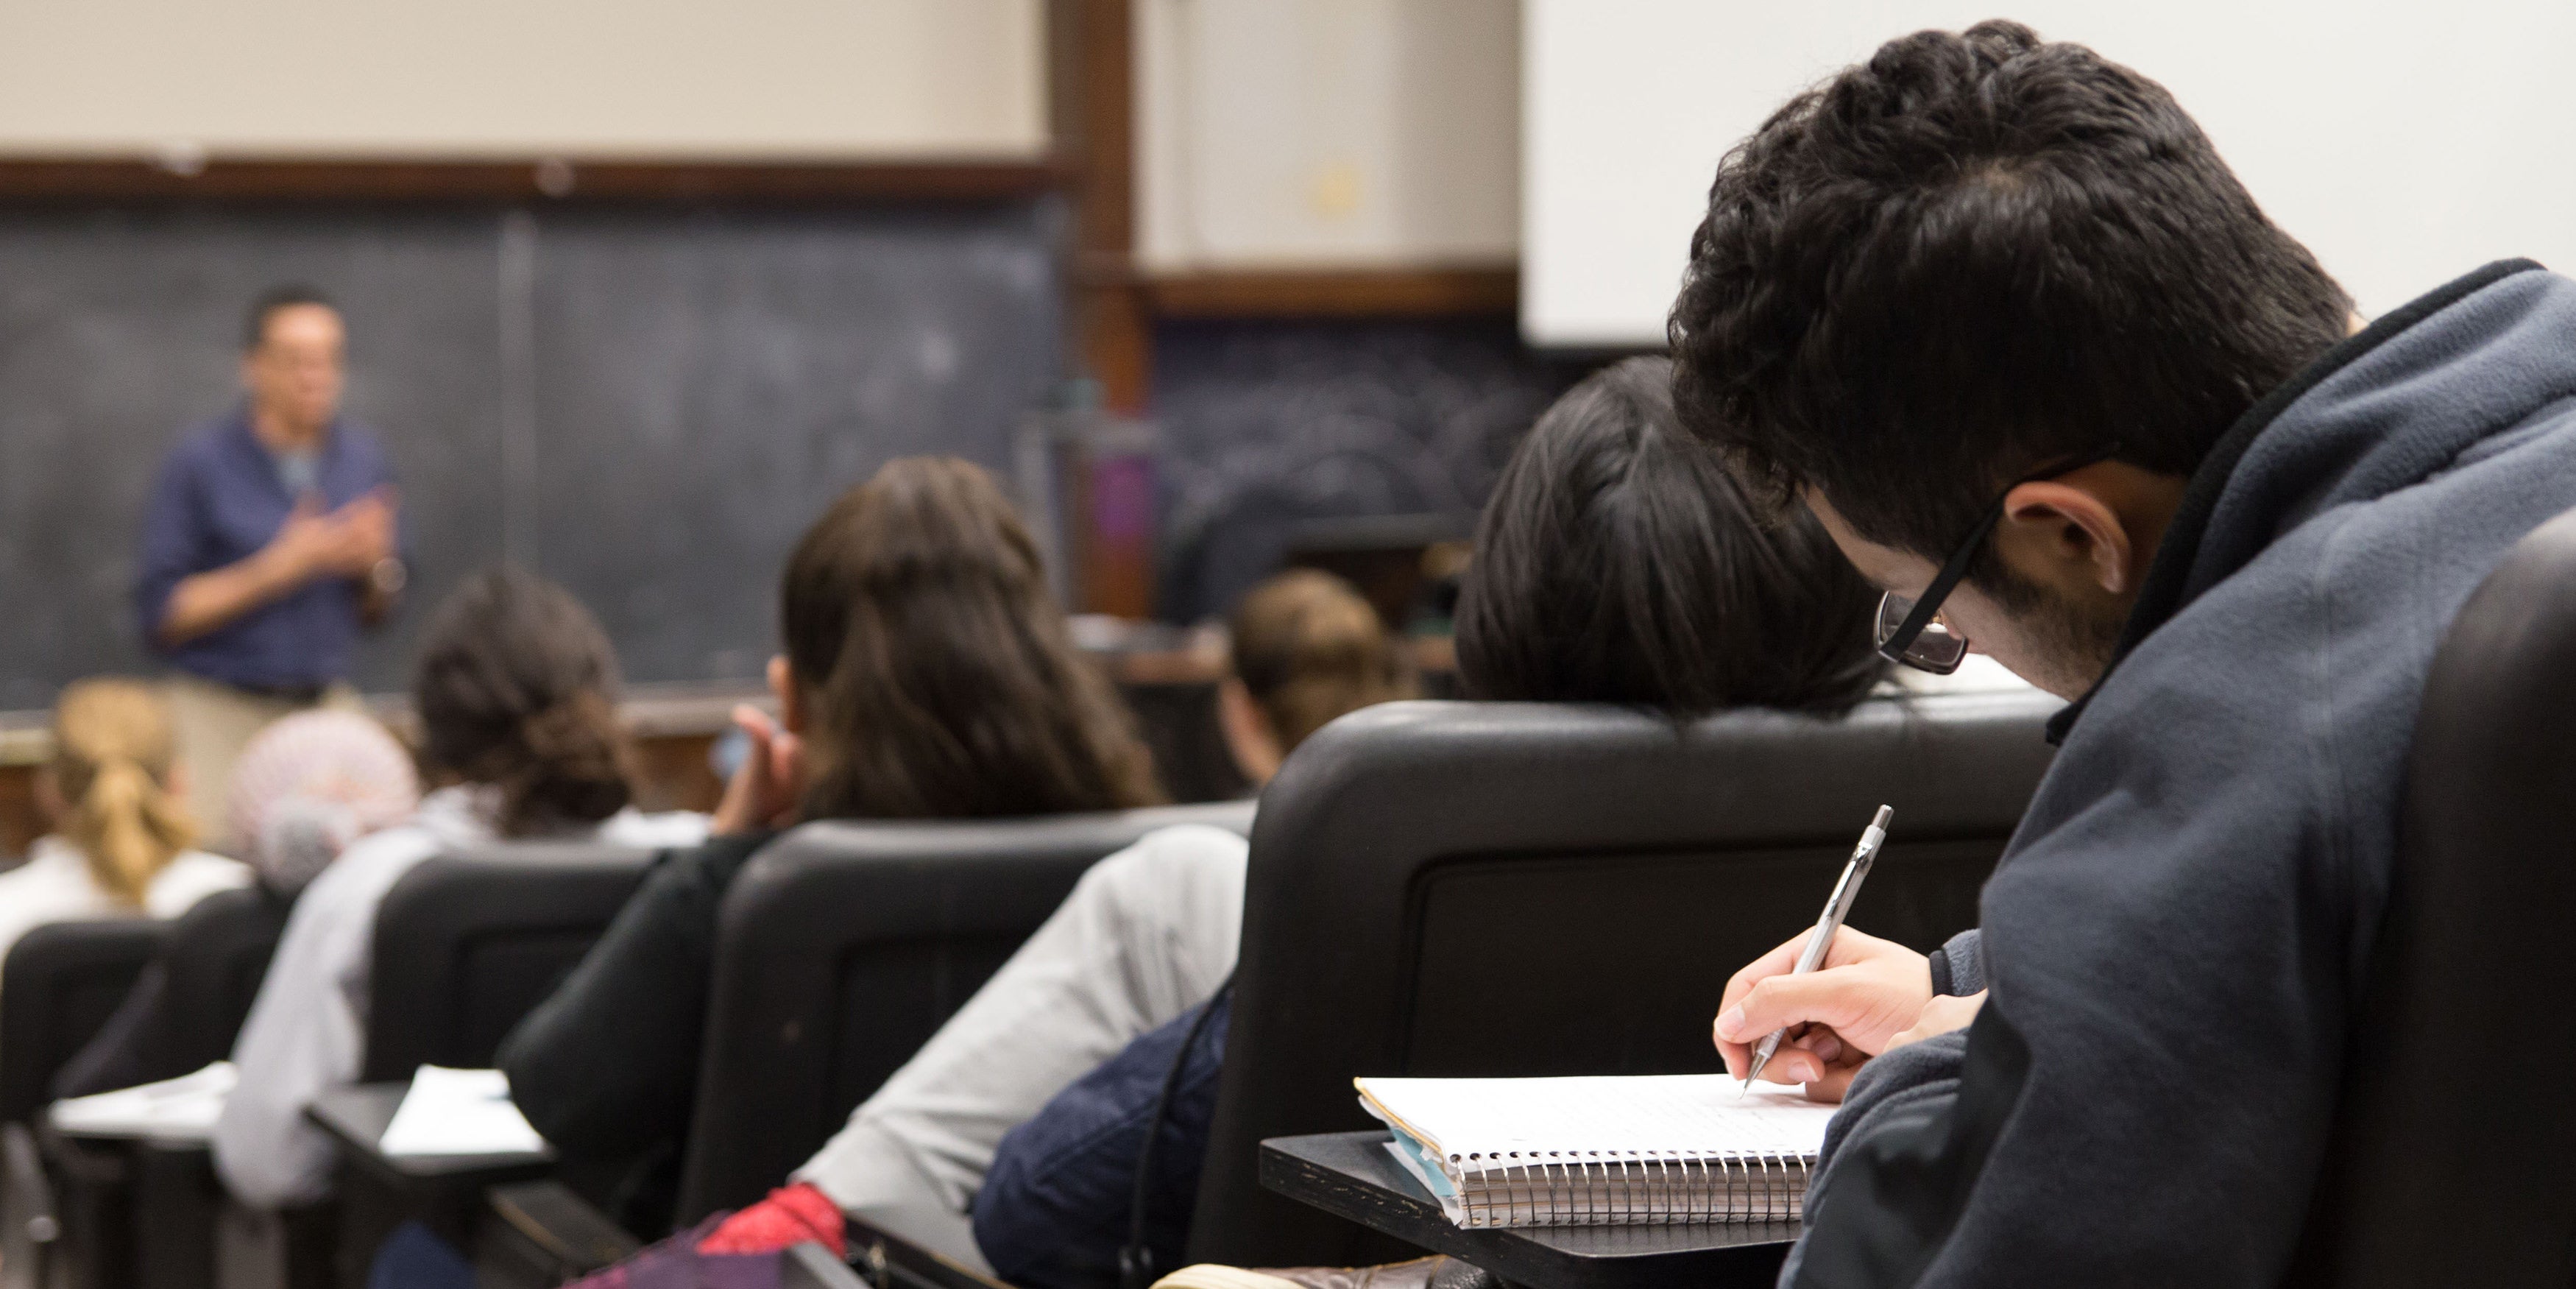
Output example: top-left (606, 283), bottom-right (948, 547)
top-left (693, 1184), bottom-right (846, 1258)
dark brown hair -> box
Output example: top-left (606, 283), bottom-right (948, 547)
top-left (244, 284), bottom-right (336, 351)
top-left (782, 456), bottom-right (1163, 819)
top-left (1228, 569), bottom-right (1415, 753)
top-left (1669, 21), bottom-right (2350, 581)
top-left (412, 568), bottom-right (635, 836)
top-left (1457, 357), bottom-right (1885, 716)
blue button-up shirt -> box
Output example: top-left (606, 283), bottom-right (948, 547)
top-left (135, 407), bottom-right (401, 689)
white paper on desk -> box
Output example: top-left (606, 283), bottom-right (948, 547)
top-left (48, 1061), bottom-right (236, 1141)
top-left (376, 1066), bottom-right (548, 1158)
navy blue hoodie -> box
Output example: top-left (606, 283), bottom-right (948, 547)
top-left (1786, 261), bottom-right (2576, 1287)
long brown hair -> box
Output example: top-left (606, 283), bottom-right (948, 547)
top-left (1228, 570), bottom-right (1414, 753)
top-left (782, 456), bottom-right (1162, 819)
top-left (412, 568), bottom-right (637, 836)
top-left (49, 679), bottom-right (197, 904)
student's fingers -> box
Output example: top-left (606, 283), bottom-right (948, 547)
top-left (1800, 1062), bottom-right (1859, 1105)
top-left (762, 727), bottom-right (804, 826)
top-left (1716, 930), bottom-right (1828, 1073)
top-left (732, 704), bottom-right (779, 744)
top-left (1886, 990), bottom-right (1986, 1050)
top-left (1721, 932), bottom-right (1819, 1023)
top-left (1716, 968), bottom-right (1908, 1054)
top-left (712, 707), bottom-right (779, 836)
top-left (1749, 1026), bottom-right (1841, 1085)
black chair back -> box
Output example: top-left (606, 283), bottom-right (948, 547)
top-left (0, 921), bottom-right (167, 1125)
top-left (160, 885), bottom-right (294, 1078)
top-left (673, 802), bottom-right (1257, 1223)
top-left (361, 842), bottom-right (655, 1083)
top-left (48, 884), bottom-right (294, 1101)
top-left (2285, 506), bottom-right (2576, 1286)
top-left (1187, 691), bottom-right (2060, 1267)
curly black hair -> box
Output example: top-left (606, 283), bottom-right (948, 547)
top-left (1669, 20), bottom-right (2349, 573)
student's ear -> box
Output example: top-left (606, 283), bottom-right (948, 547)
top-left (1217, 678), bottom-right (1284, 789)
top-left (766, 655), bottom-right (805, 736)
top-left (1996, 481), bottom-right (2137, 597)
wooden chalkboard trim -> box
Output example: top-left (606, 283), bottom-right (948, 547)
top-left (0, 158), bottom-right (1064, 205)
top-left (1143, 267), bottom-right (1520, 319)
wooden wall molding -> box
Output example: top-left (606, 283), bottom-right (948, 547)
top-left (1144, 267), bottom-right (1518, 319)
top-left (0, 158), bottom-right (1061, 204)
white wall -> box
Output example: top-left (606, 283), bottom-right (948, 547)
top-left (1136, 0), bottom-right (1519, 272)
top-left (0, 0), bottom-right (1044, 160)
top-left (1525, 0), bottom-right (2576, 347)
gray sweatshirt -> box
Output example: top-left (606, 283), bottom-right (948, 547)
top-left (1784, 261), bottom-right (2576, 1288)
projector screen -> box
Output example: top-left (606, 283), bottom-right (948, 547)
top-left (1524, 0), bottom-right (2576, 348)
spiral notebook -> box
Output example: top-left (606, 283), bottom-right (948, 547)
top-left (1355, 1074), bottom-right (1836, 1229)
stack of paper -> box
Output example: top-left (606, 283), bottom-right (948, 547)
top-left (49, 1062), bottom-right (238, 1142)
top-left (378, 1066), bottom-right (549, 1159)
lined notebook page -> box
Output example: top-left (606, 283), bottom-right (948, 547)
top-left (1357, 1073), bottom-right (1834, 1160)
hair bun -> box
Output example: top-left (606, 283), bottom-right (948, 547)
top-left (501, 691), bottom-right (633, 832)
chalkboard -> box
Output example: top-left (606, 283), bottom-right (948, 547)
top-left (0, 200), bottom-right (1060, 709)
top-left (1152, 317), bottom-right (1582, 623)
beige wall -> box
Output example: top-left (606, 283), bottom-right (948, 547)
top-left (1136, 0), bottom-right (1520, 272)
top-left (0, 0), bottom-right (1044, 160)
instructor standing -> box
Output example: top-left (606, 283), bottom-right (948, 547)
top-left (135, 286), bottom-right (406, 844)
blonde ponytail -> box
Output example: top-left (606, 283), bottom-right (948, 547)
top-left (52, 679), bottom-right (197, 906)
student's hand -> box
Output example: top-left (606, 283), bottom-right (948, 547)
top-left (711, 704), bottom-right (803, 836)
top-left (1886, 990), bottom-right (1984, 1049)
top-left (1714, 926), bottom-right (1933, 1098)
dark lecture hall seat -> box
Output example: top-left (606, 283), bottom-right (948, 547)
top-left (361, 840), bottom-right (657, 1084)
top-left (673, 801), bottom-right (1256, 1224)
top-left (2284, 504), bottom-right (2576, 1286)
top-left (1188, 689), bottom-right (2062, 1270)
top-left (0, 921), bottom-right (167, 1128)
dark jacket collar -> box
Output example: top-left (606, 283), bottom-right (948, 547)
top-left (2043, 258), bottom-right (2547, 744)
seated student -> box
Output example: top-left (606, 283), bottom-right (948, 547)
top-left (0, 679), bottom-right (250, 980)
top-left (670, 355), bottom-right (1884, 1285)
top-left (642, 566), bottom-right (1416, 1268)
top-left (213, 568), bottom-right (707, 1210)
top-left (54, 707), bottom-right (420, 1098)
top-left (499, 456), bottom-right (1167, 1235)
top-left (1663, 22), bottom-right (2576, 1285)
top-left (964, 356), bottom-right (1888, 1288)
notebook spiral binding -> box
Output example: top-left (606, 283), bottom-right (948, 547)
top-left (1452, 1148), bottom-right (1811, 1227)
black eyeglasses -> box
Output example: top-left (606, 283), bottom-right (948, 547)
top-left (1874, 448), bottom-right (2123, 674)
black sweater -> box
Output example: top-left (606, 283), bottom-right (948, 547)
top-left (498, 830), bottom-right (777, 1234)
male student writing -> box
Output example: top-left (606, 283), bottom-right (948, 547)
top-left (1669, 21), bottom-right (2576, 1288)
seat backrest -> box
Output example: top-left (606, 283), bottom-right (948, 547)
top-left (2285, 507), bottom-right (2576, 1286)
top-left (0, 920), bottom-right (166, 1123)
top-left (361, 842), bottom-right (655, 1083)
top-left (674, 801), bottom-right (1258, 1223)
top-left (156, 885), bottom-right (295, 1078)
top-left (1187, 691), bottom-right (2061, 1266)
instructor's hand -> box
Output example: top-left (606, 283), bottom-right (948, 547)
top-left (328, 487), bottom-right (400, 575)
top-left (261, 495), bottom-right (344, 584)
top-left (1713, 926), bottom-right (1932, 1101)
